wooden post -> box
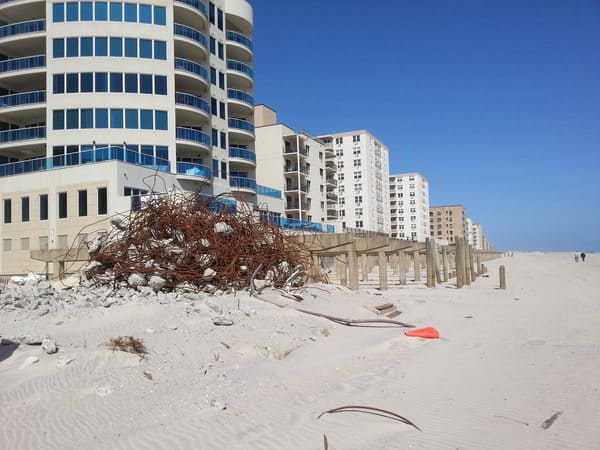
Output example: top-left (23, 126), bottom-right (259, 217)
top-left (398, 251), bottom-right (407, 285)
top-left (464, 244), bottom-right (472, 286)
top-left (425, 239), bottom-right (434, 287)
top-left (499, 265), bottom-right (506, 289)
top-left (476, 256), bottom-right (481, 277)
top-left (347, 241), bottom-right (359, 290)
top-left (470, 246), bottom-right (476, 280)
top-left (378, 251), bottom-right (388, 291)
top-left (456, 238), bottom-right (466, 288)
top-left (442, 246), bottom-right (449, 282)
top-left (413, 251), bottom-right (421, 282)
top-left (336, 254), bottom-right (347, 287)
top-left (361, 253), bottom-right (369, 282)
top-left (434, 241), bottom-right (442, 284)
top-left (308, 254), bottom-right (321, 282)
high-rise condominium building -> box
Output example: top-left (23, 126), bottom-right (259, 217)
top-left (0, 0), bottom-right (282, 275)
top-left (389, 173), bottom-right (429, 241)
top-left (429, 205), bottom-right (467, 243)
top-left (254, 105), bottom-right (336, 232)
top-left (319, 131), bottom-right (390, 234)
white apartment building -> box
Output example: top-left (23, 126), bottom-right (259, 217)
top-left (319, 131), bottom-right (390, 234)
top-left (389, 173), bottom-right (429, 241)
top-left (472, 222), bottom-right (483, 250)
top-left (0, 0), bottom-right (284, 275)
top-left (254, 105), bottom-right (335, 233)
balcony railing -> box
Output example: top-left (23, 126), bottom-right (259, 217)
top-left (175, 92), bottom-right (210, 114)
top-left (227, 89), bottom-right (254, 106)
top-left (0, 145), bottom-right (170, 178)
top-left (230, 176), bottom-right (256, 191)
top-left (174, 23), bottom-right (207, 49)
top-left (284, 164), bottom-right (309, 175)
top-left (256, 185), bottom-right (281, 199)
top-left (176, 161), bottom-right (211, 178)
top-left (262, 216), bottom-right (333, 233)
top-left (0, 126), bottom-right (45, 144)
top-left (174, 0), bottom-right (208, 18)
top-left (226, 31), bottom-right (253, 51)
top-left (286, 202), bottom-right (309, 210)
top-left (283, 146), bottom-right (308, 157)
top-left (174, 58), bottom-right (208, 81)
top-left (0, 19), bottom-right (44, 39)
top-left (285, 184), bottom-right (309, 193)
top-left (229, 147), bottom-right (256, 163)
top-left (227, 59), bottom-right (253, 78)
top-left (325, 161), bottom-right (336, 170)
top-left (228, 118), bottom-right (254, 134)
top-left (176, 127), bottom-right (211, 146)
top-left (0, 55), bottom-right (45, 73)
top-left (0, 90), bottom-right (45, 109)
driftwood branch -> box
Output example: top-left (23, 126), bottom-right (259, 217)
top-left (318, 405), bottom-right (421, 431)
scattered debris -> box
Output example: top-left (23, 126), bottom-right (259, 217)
top-left (213, 317), bottom-right (234, 327)
top-left (220, 341), bottom-right (231, 349)
top-left (317, 405), bottom-right (421, 431)
top-left (19, 356), bottom-right (39, 369)
top-left (106, 336), bottom-right (148, 357)
top-left (143, 371), bottom-right (153, 381)
top-left (210, 399), bottom-right (227, 410)
top-left (41, 338), bottom-right (58, 354)
top-left (541, 412), bottom-right (562, 430)
top-left (405, 327), bottom-right (440, 339)
top-left (323, 434), bottom-right (329, 450)
top-left (56, 358), bottom-right (73, 368)
top-left (95, 385), bottom-right (117, 396)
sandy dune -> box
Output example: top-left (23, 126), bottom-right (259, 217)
top-left (1, 253), bottom-right (599, 449)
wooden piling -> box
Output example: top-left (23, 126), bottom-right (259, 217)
top-left (499, 265), bottom-right (506, 289)
top-left (398, 251), bottom-right (407, 285)
top-left (456, 238), bottom-right (466, 288)
top-left (378, 251), bottom-right (388, 291)
top-left (442, 246), bottom-right (449, 282)
top-left (413, 251), bottom-right (421, 282)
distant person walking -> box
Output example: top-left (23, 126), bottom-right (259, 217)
top-left (575, 253), bottom-right (579, 262)
top-left (580, 252), bottom-right (586, 262)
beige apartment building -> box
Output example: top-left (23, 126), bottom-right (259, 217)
top-left (429, 205), bottom-right (467, 243)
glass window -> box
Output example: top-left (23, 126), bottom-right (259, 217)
top-left (124, 3), bottom-right (137, 22)
top-left (53, 110), bottom-right (65, 130)
top-left (58, 192), bottom-right (68, 218)
top-left (125, 38), bottom-right (137, 57)
top-left (78, 190), bottom-right (88, 217)
top-left (80, 37), bottom-right (93, 56)
top-left (96, 108), bottom-right (108, 128)
top-left (211, 128), bottom-right (218, 146)
top-left (154, 40), bottom-right (166, 60)
top-left (212, 158), bottom-right (219, 176)
top-left (110, 72), bottom-right (123, 92)
top-left (39, 194), bottom-right (48, 221)
top-left (3, 199), bottom-right (11, 224)
top-left (154, 75), bottom-right (167, 95)
top-left (95, 1), bottom-right (108, 20)
top-left (217, 8), bottom-right (224, 30)
top-left (219, 72), bottom-right (225, 89)
top-left (218, 42), bottom-right (224, 60)
top-left (154, 6), bottom-right (166, 25)
top-left (156, 146), bottom-right (168, 160)
top-left (80, 2), bottom-right (93, 20)
top-left (210, 67), bottom-right (216, 85)
top-left (140, 74), bottom-right (153, 93)
top-left (211, 97), bottom-right (217, 116)
top-left (209, 2), bottom-right (215, 24)
top-left (220, 132), bottom-right (226, 150)
top-left (53, 3), bottom-right (65, 22)
top-left (221, 161), bottom-right (227, 179)
top-left (66, 2), bottom-right (78, 21)
top-left (53, 74), bottom-right (65, 94)
top-left (66, 109), bottom-right (79, 129)
top-left (53, 38), bottom-right (64, 58)
top-left (139, 39), bottom-right (152, 59)
top-left (95, 37), bottom-right (108, 56)
top-left (81, 72), bottom-right (93, 92)
top-left (109, 2), bottom-right (122, 21)
top-left (219, 101), bottom-right (225, 119)
top-left (81, 109), bottom-right (93, 129)
top-left (66, 73), bottom-right (78, 93)
top-left (210, 37), bottom-right (216, 55)
top-left (110, 37), bottom-right (122, 56)
top-left (140, 109), bottom-right (153, 129)
top-left (110, 109), bottom-right (123, 128)
top-left (66, 37), bottom-right (78, 57)
top-left (95, 72), bottom-right (108, 92)
top-left (125, 73), bottom-right (137, 93)
top-left (125, 109), bottom-right (138, 129)
top-left (155, 111), bottom-right (168, 130)
top-left (98, 188), bottom-right (108, 215)
top-left (139, 4), bottom-right (152, 23)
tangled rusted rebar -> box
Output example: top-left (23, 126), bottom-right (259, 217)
top-left (86, 191), bottom-right (313, 291)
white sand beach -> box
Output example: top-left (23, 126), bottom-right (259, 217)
top-left (1, 253), bottom-right (599, 449)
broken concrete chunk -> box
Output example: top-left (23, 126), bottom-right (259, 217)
top-left (203, 268), bottom-right (217, 281)
top-left (41, 338), bottom-right (58, 355)
top-left (214, 222), bottom-right (233, 235)
top-left (110, 216), bottom-right (127, 231)
top-left (148, 276), bottom-right (167, 292)
top-left (127, 273), bottom-right (146, 289)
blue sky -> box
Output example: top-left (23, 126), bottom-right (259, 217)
top-left (251, 0), bottom-right (600, 251)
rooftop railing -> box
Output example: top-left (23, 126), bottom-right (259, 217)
top-left (227, 59), bottom-right (253, 78)
top-left (227, 89), bottom-right (254, 106)
top-left (0, 55), bottom-right (45, 73)
top-left (174, 0), bottom-right (208, 18)
top-left (226, 31), bottom-right (253, 51)
top-left (174, 58), bottom-right (208, 81)
top-left (176, 127), bottom-right (211, 146)
top-left (174, 23), bottom-right (207, 49)
top-left (0, 19), bottom-right (44, 39)
top-left (175, 92), bottom-right (210, 114)
top-left (0, 90), bottom-right (45, 109)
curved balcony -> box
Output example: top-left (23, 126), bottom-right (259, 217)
top-left (175, 92), bottom-right (210, 123)
top-left (224, 0), bottom-right (253, 37)
top-left (226, 31), bottom-right (252, 62)
top-left (228, 147), bottom-right (256, 167)
top-left (227, 59), bottom-right (253, 89)
top-left (228, 118), bottom-right (254, 143)
top-left (0, 0), bottom-right (45, 23)
top-left (176, 161), bottom-right (211, 183)
top-left (174, 0), bottom-right (208, 29)
top-left (176, 126), bottom-right (211, 152)
top-left (0, 19), bottom-right (45, 57)
top-left (325, 160), bottom-right (336, 172)
top-left (229, 176), bottom-right (256, 194)
top-left (174, 23), bottom-right (208, 62)
top-left (0, 126), bottom-right (45, 152)
top-left (0, 55), bottom-right (45, 90)
top-left (0, 89), bottom-right (45, 123)
top-left (227, 88), bottom-right (254, 116)
top-left (174, 58), bottom-right (209, 95)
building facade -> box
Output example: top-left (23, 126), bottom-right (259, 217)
top-left (254, 105), bottom-right (336, 232)
top-left (0, 0), bottom-right (284, 275)
top-left (389, 172), bottom-right (429, 241)
top-left (319, 131), bottom-right (390, 234)
top-left (429, 205), bottom-right (467, 243)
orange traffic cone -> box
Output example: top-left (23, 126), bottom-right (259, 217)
top-left (405, 327), bottom-right (440, 339)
